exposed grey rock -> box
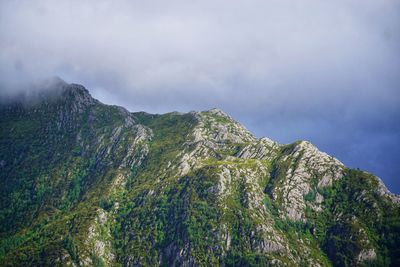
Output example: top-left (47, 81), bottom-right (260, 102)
top-left (83, 208), bottom-right (115, 266)
top-left (375, 175), bottom-right (400, 203)
top-left (357, 249), bottom-right (377, 262)
top-left (273, 141), bottom-right (345, 220)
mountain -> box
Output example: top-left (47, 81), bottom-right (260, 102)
top-left (0, 80), bottom-right (399, 267)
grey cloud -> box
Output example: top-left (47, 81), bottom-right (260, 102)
top-left (0, 0), bottom-right (399, 192)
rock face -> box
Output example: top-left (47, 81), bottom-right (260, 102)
top-left (0, 80), bottom-right (399, 267)
top-left (270, 141), bottom-right (345, 221)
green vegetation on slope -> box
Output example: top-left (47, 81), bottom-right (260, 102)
top-left (0, 84), bottom-right (399, 266)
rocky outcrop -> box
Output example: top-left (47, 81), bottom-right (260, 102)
top-left (192, 108), bottom-right (255, 145)
top-left (79, 209), bottom-right (115, 266)
top-left (271, 141), bottom-right (345, 221)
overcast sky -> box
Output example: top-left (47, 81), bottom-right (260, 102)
top-left (0, 0), bottom-right (399, 193)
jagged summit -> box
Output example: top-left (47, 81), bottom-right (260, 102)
top-left (192, 107), bottom-right (256, 144)
top-left (38, 79), bottom-right (95, 105)
top-left (0, 80), bottom-right (399, 266)
top-left (207, 107), bottom-right (230, 116)
top-left (65, 82), bottom-right (91, 97)
top-left (0, 78), bottom-right (95, 108)
top-left (60, 83), bottom-right (96, 107)
top-left (201, 108), bottom-right (236, 123)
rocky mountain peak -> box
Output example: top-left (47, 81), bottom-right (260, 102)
top-left (0, 81), bottom-right (399, 267)
top-left (60, 83), bottom-right (96, 107)
top-left (207, 107), bottom-right (230, 117)
top-left (0, 78), bottom-right (96, 110)
top-left (191, 108), bottom-right (255, 144)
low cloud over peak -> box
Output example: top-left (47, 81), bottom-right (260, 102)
top-left (1, 0), bottom-right (399, 192)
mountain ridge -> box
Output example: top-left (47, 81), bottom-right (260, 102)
top-left (0, 80), bottom-right (399, 266)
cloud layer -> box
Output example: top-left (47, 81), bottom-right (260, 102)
top-left (1, 0), bottom-right (399, 192)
